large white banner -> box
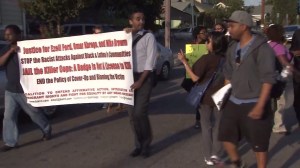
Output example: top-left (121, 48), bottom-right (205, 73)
top-left (17, 31), bottom-right (134, 107)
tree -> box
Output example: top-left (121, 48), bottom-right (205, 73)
top-left (20, 0), bottom-right (91, 36)
top-left (266, 0), bottom-right (298, 25)
top-left (206, 0), bottom-right (244, 23)
top-left (91, 0), bottom-right (163, 31)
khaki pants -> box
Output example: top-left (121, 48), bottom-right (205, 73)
top-left (273, 76), bottom-right (294, 132)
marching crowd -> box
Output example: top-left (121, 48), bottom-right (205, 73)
top-left (0, 9), bottom-right (300, 168)
top-left (178, 10), bottom-right (300, 168)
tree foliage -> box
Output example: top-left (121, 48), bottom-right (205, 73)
top-left (91, 0), bottom-right (163, 30)
top-left (20, 0), bottom-right (91, 36)
top-left (206, 0), bottom-right (244, 22)
top-left (266, 0), bottom-right (298, 25)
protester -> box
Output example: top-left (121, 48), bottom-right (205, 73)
top-left (0, 25), bottom-right (52, 152)
top-left (178, 31), bottom-right (227, 166)
top-left (93, 25), bottom-right (124, 113)
top-left (266, 24), bottom-right (294, 135)
top-left (219, 11), bottom-right (276, 168)
top-left (192, 26), bottom-right (208, 44)
top-left (37, 24), bottom-right (58, 118)
top-left (125, 9), bottom-right (157, 158)
top-left (94, 25), bottom-right (126, 113)
top-left (181, 26), bottom-right (208, 129)
top-left (290, 29), bottom-right (300, 127)
top-left (93, 25), bottom-right (109, 110)
top-left (93, 25), bottom-right (103, 34)
top-left (38, 23), bottom-right (50, 39)
top-left (214, 23), bottom-right (227, 34)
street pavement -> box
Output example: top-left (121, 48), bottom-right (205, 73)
top-left (0, 65), bottom-right (300, 168)
top-left (0, 39), bottom-right (300, 168)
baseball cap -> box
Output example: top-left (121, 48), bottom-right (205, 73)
top-left (224, 10), bottom-right (253, 27)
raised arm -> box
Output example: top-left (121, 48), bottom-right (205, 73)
top-left (178, 49), bottom-right (199, 82)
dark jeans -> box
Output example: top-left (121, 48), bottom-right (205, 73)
top-left (294, 81), bottom-right (300, 125)
top-left (127, 73), bottom-right (153, 150)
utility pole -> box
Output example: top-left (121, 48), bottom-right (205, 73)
top-left (191, 0), bottom-right (195, 28)
top-left (165, 0), bottom-right (171, 49)
top-left (261, 0), bottom-right (265, 26)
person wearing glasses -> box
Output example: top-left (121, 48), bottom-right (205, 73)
top-left (181, 26), bottom-right (208, 129)
top-left (214, 23), bottom-right (226, 34)
top-left (219, 11), bottom-right (276, 168)
top-left (193, 26), bottom-right (208, 44)
top-left (178, 32), bottom-right (227, 166)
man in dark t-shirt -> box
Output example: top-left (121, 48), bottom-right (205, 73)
top-left (0, 25), bottom-right (51, 152)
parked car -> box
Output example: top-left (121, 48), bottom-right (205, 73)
top-left (284, 25), bottom-right (300, 42)
top-left (62, 23), bottom-right (116, 36)
top-left (154, 29), bottom-right (176, 39)
top-left (156, 42), bottom-right (174, 80)
top-left (173, 27), bottom-right (193, 40)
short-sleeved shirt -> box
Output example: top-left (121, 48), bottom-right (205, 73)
top-left (192, 53), bottom-right (224, 106)
top-left (268, 41), bottom-right (292, 61)
top-left (0, 45), bottom-right (23, 93)
top-left (132, 30), bottom-right (157, 73)
top-left (235, 36), bottom-right (256, 63)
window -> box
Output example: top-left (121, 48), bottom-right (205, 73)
top-left (68, 26), bottom-right (83, 36)
top-left (284, 26), bottom-right (299, 32)
top-left (85, 26), bottom-right (94, 34)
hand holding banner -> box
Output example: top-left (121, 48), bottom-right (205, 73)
top-left (18, 31), bottom-right (134, 107)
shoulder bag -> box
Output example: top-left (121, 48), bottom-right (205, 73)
top-left (185, 59), bottom-right (224, 109)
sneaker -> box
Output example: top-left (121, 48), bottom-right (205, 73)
top-left (141, 147), bottom-right (151, 158)
top-left (210, 155), bottom-right (224, 165)
top-left (102, 103), bottom-right (108, 109)
top-left (229, 160), bottom-right (247, 168)
top-left (129, 148), bottom-right (141, 157)
top-left (0, 145), bottom-right (15, 152)
top-left (204, 158), bottom-right (214, 166)
top-left (42, 127), bottom-right (52, 141)
top-left (194, 120), bottom-right (200, 129)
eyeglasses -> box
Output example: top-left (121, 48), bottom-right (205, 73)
top-left (215, 28), bottom-right (223, 31)
top-left (236, 49), bottom-right (241, 64)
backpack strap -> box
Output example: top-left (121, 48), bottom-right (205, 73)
top-left (132, 31), bottom-right (148, 47)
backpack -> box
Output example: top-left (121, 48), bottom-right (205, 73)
top-left (253, 44), bottom-right (286, 99)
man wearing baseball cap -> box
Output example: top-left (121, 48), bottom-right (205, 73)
top-left (218, 10), bottom-right (276, 168)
